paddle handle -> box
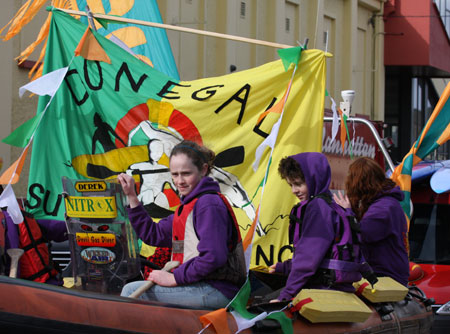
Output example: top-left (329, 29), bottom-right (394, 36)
top-left (129, 260), bottom-right (179, 299)
top-left (7, 248), bottom-right (24, 278)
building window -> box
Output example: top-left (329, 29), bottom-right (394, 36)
top-left (411, 77), bottom-right (448, 160)
top-left (240, 2), bottom-right (246, 19)
top-left (285, 18), bottom-right (290, 32)
top-left (434, 0), bottom-right (450, 39)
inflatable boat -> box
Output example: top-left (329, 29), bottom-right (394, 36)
top-left (0, 274), bottom-right (434, 334)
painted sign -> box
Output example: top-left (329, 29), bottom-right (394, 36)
top-left (81, 247), bottom-right (116, 264)
top-left (322, 115), bottom-right (385, 191)
top-left (76, 232), bottom-right (116, 247)
top-left (75, 181), bottom-right (107, 193)
top-left (65, 196), bottom-right (117, 218)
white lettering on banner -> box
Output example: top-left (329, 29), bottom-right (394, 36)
top-left (322, 129), bottom-right (376, 158)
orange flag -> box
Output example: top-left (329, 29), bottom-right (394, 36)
top-left (338, 108), bottom-right (346, 153)
top-left (0, 145), bottom-right (30, 185)
top-left (74, 27), bottom-right (111, 64)
top-left (199, 308), bottom-right (231, 334)
top-left (243, 205), bottom-right (260, 251)
top-left (256, 83), bottom-right (289, 124)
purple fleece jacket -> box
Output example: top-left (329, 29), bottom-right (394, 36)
top-left (126, 176), bottom-right (240, 299)
top-left (358, 186), bottom-right (409, 286)
top-left (275, 152), bottom-right (354, 301)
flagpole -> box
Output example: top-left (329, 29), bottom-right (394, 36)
top-left (54, 8), bottom-right (294, 50)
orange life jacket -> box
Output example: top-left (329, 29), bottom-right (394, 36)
top-left (171, 192), bottom-right (246, 286)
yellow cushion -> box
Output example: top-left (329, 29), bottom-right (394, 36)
top-left (353, 276), bottom-right (408, 303)
top-left (293, 289), bottom-right (372, 323)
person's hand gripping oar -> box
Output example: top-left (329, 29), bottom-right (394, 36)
top-left (129, 260), bottom-right (180, 299)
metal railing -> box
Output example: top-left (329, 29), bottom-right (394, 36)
top-left (324, 116), bottom-right (396, 173)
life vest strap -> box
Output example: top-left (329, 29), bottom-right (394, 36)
top-left (21, 236), bottom-right (46, 252)
top-left (23, 264), bottom-right (54, 281)
top-left (320, 259), bottom-right (363, 272)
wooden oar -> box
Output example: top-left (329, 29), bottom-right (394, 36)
top-left (129, 260), bottom-right (179, 299)
top-left (7, 248), bottom-right (24, 278)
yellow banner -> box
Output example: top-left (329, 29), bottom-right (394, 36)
top-left (133, 50), bottom-right (328, 265)
top-left (21, 11), bottom-right (329, 267)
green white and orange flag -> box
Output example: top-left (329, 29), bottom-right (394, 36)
top-left (391, 82), bottom-right (450, 225)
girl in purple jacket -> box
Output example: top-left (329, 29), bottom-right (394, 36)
top-left (119, 141), bottom-right (245, 309)
top-left (334, 157), bottom-right (409, 286)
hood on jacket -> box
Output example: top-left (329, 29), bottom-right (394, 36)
top-left (290, 152), bottom-right (331, 198)
top-left (378, 185), bottom-right (404, 202)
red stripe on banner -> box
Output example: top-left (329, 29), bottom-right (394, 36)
top-left (168, 109), bottom-right (202, 144)
top-left (114, 103), bottom-right (150, 147)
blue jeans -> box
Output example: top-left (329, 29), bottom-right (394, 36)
top-left (120, 281), bottom-right (230, 310)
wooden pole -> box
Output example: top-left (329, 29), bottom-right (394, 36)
top-left (56, 8), bottom-right (294, 50)
top-left (128, 261), bottom-right (179, 299)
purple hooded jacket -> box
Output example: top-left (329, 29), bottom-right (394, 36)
top-left (126, 176), bottom-right (240, 299)
top-left (358, 186), bottom-right (409, 286)
top-left (275, 152), bottom-right (354, 301)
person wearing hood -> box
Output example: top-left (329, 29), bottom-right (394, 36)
top-left (270, 152), bottom-right (356, 302)
top-left (334, 157), bottom-right (409, 286)
top-left (118, 140), bottom-right (246, 309)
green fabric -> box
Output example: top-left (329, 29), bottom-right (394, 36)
top-left (396, 86), bottom-right (450, 219)
top-left (228, 278), bottom-right (293, 334)
top-left (27, 9), bottom-right (172, 219)
top-left (2, 114), bottom-right (42, 147)
top-left (277, 46), bottom-right (302, 71)
top-left (343, 114), bottom-right (353, 159)
top-left (267, 311), bottom-right (293, 334)
top-left (400, 154), bottom-right (414, 176)
top-left (414, 100), bottom-right (450, 158)
top-left (228, 278), bottom-right (255, 319)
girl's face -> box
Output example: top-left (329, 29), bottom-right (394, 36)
top-left (286, 177), bottom-right (309, 202)
top-left (169, 153), bottom-right (207, 197)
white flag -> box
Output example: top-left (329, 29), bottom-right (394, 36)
top-left (252, 118), bottom-right (281, 171)
top-left (330, 96), bottom-right (339, 142)
top-left (0, 184), bottom-right (23, 224)
top-left (19, 67), bottom-right (68, 98)
top-left (231, 310), bottom-right (268, 334)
